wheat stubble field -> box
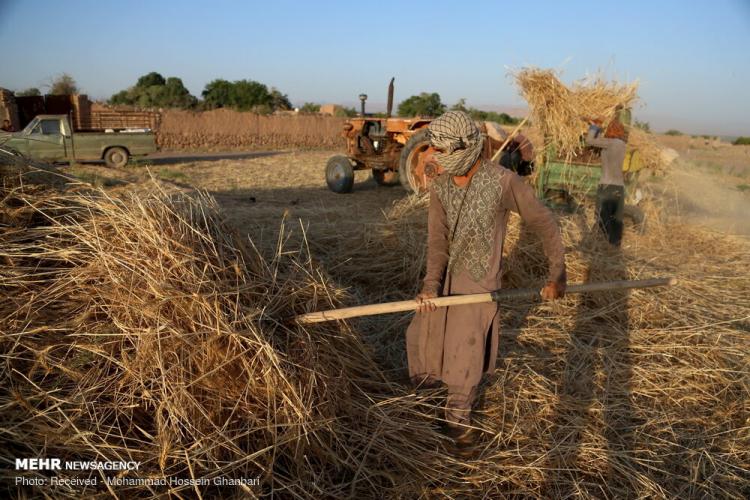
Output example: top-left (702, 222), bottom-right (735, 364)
top-left (1, 140), bottom-right (748, 498)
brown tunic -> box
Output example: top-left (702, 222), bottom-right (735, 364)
top-left (406, 160), bottom-right (565, 420)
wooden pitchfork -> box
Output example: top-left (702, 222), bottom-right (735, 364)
top-left (295, 277), bottom-right (676, 324)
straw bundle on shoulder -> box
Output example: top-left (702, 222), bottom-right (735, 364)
top-left (514, 68), bottom-right (639, 159)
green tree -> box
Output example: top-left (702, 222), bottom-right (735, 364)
top-left (733, 136), bottom-right (750, 145)
top-left (468, 109), bottom-right (519, 125)
top-left (451, 98), bottom-right (469, 113)
top-left (201, 79), bottom-right (291, 112)
top-left (136, 72), bottom-right (166, 88)
top-left (397, 92), bottom-right (446, 117)
top-left (110, 89), bottom-right (134, 105)
top-left (270, 88), bottom-right (292, 111)
top-left (299, 102), bottom-right (320, 114)
top-left (664, 129), bottom-right (683, 136)
top-left (228, 79), bottom-right (272, 111)
top-left (162, 77), bottom-right (197, 108)
top-left (333, 106), bottom-right (357, 118)
top-left (50, 73), bottom-right (78, 95)
top-left (201, 79), bottom-right (234, 108)
top-left (449, 99), bottom-right (520, 125)
top-left (110, 72), bottom-right (197, 109)
top-left (16, 87), bottom-right (41, 97)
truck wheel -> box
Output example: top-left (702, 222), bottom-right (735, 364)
top-left (373, 169), bottom-right (399, 186)
top-left (326, 156), bottom-right (355, 193)
top-left (399, 129), bottom-right (432, 193)
top-left (104, 147), bottom-right (129, 168)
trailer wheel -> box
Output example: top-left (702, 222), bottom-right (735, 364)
top-left (624, 204), bottom-right (646, 229)
top-left (104, 147), bottom-right (129, 168)
top-left (326, 156), bottom-right (355, 193)
top-left (399, 129), bottom-right (432, 193)
top-left (372, 169), bottom-right (399, 186)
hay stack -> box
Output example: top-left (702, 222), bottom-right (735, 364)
top-left (514, 68), bottom-right (639, 159)
top-left (0, 181), bottom-right (456, 497)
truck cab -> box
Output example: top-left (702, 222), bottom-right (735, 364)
top-left (0, 114), bottom-right (156, 167)
top-left (4, 115), bottom-right (74, 161)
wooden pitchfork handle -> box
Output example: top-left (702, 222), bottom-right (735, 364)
top-left (294, 277), bottom-right (676, 324)
top-left (490, 116), bottom-right (529, 163)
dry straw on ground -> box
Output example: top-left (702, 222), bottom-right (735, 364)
top-left (1, 151), bottom-right (748, 498)
top-left (335, 192), bottom-right (750, 498)
top-left (0, 173), bottom-right (455, 498)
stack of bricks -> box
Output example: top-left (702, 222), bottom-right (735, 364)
top-left (0, 88), bottom-right (20, 130)
top-left (70, 94), bottom-right (92, 130)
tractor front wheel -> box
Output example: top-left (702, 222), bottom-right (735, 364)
top-left (326, 156), bottom-right (355, 193)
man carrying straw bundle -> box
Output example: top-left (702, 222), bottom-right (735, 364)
top-left (585, 107), bottom-right (629, 245)
top-left (406, 110), bottom-right (567, 447)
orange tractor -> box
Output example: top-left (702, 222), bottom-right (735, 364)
top-left (325, 79), bottom-right (507, 194)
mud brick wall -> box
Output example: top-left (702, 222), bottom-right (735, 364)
top-left (157, 109), bottom-right (346, 150)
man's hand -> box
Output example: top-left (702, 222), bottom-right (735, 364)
top-left (540, 281), bottom-right (566, 301)
top-left (416, 289), bottom-right (438, 313)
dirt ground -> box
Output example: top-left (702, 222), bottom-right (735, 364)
top-left (68, 138), bottom-right (750, 243)
top-left (70, 150), bottom-right (404, 248)
top-left (653, 137), bottom-right (750, 236)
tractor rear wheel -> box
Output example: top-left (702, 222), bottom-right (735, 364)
top-left (326, 155), bottom-right (355, 193)
top-left (372, 169), bottom-right (399, 186)
top-left (399, 129), bottom-right (432, 193)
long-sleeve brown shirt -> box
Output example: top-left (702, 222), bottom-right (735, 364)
top-left (406, 161), bottom-right (566, 394)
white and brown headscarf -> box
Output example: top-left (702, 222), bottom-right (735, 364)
top-left (427, 111), bottom-right (484, 176)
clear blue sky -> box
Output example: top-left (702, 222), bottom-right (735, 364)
top-left (1, 0), bottom-right (748, 135)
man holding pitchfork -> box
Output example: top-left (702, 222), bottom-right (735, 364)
top-left (405, 111), bottom-right (567, 448)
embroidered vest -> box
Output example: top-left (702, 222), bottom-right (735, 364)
top-left (432, 160), bottom-right (505, 281)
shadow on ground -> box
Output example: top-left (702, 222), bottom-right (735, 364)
top-left (141, 150), bottom-right (285, 166)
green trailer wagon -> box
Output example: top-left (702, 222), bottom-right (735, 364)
top-left (535, 145), bottom-right (644, 213)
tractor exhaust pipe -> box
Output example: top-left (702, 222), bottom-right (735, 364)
top-left (358, 93), bottom-right (368, 117)
top-left (386, 77), bottom-right (394, 118)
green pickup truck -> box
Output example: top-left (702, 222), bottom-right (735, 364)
top-left (0, 114), bottom-right (156, 167)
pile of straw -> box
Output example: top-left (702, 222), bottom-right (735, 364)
top-left (514, 68), bottom-right (639, 159)
top-left (0, 181), bottom-right (456, 497)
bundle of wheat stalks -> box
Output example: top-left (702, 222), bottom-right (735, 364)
top-left (514, 68), bottom-right (640, 159)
